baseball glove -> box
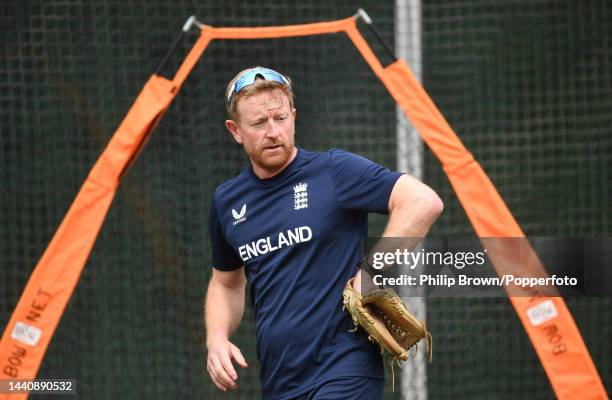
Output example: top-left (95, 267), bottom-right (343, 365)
top-left (343, 278), bottom-right (432, 364)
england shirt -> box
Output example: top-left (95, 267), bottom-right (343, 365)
top-left (209, 148), bottom-right (402, 399)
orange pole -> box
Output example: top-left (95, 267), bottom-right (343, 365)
top-left (0, 29), bottom-right (213, 398)
top-left (343, 19), bottom-right (607, 400)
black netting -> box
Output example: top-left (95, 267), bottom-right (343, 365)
top-left (422, 1), bottom-right (611, 399)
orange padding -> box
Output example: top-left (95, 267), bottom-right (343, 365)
top-left (345, 23), bottom-right (606, 398)
top-left (344, 26), bottom-right (607, 398)
top-left (172, 17), bottom-right (354, 88)
top-left (0, 76), bottom-right (177, 400)
top-left (382, 59), bottom-right (607, 400)
top-left (0, 15), bottom-right (607, 400)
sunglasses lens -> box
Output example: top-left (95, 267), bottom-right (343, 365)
top-left (228, 68), bottom-right (288, 105)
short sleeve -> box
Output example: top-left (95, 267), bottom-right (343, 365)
top-left (329, 148), bottom-right (403, 214)
top-left (208, 195), bottom-right (243, 271)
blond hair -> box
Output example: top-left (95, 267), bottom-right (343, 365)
top-left (225, 67), bottom-right (294, 121)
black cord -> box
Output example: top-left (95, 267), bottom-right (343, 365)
top-left (155, 30), bottom-right (186, 77)
top-left (366, 23), bottom-right (397, 62)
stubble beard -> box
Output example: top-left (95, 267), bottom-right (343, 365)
top-left (248, 139), bottom-right (294, 175)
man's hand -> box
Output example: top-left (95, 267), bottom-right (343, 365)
top-left (206, 339), bottom-right (248, 392)
top-left (205, 268), bottom-right (248, 391)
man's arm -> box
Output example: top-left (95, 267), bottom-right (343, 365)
top-left (205, 267), bottom-right (248, 392)
top-left (383, 174), bottom-right (443, 237)
top-left (354, 174), bottom-right (443, 291)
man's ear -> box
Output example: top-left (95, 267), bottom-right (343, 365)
top-left (225, 119), bottom-right (243, 144)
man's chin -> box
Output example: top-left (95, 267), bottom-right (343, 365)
top-left (257, 151), bottom-right (291, 171)
top-left (261, 157), bottom-right (287, 170)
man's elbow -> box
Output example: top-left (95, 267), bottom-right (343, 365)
top-left (390, 175), bottom-right (444, 223)
top-left (408, 184), bottom-right (444, 223)
top-left (425, 189), bottom-right (444, 221)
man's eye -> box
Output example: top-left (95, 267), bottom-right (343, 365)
top-left (276, 116), bottom-right (287, 121)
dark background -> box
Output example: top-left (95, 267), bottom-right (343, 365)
top-left (1, 1), bottom-right (610, 398)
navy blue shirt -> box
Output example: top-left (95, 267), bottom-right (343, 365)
top-left (209, 148), bottom-right (402, 399)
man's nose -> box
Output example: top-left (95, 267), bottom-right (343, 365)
top-left (265, 119), bottom-right (281, 137)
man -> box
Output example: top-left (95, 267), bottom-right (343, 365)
top-left (205, 67), bottom-right (443, 399)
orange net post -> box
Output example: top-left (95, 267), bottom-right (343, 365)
top-left (343, 21), bottom-right (607, 399)
top-left (0, 75), bottom-right (178, 399)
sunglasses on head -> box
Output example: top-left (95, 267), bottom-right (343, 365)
top-left (227, 67), bottom-right (290, 106)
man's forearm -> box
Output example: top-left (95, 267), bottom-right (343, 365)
top-left (205, 281), bottom-right (245, 345)
top-left (383, 174), bottom-right (444, 238)
top-left (371, 178), bottom-right (443, 264)
top-left (383, 192), bottom-right (443, 238)
top-left (354, 175), bottom-right (443, 291)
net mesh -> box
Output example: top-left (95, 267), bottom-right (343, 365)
top-left (421, 1), bottom-right (611, 398)
top-left (0, 1), bottom-right (610, 399)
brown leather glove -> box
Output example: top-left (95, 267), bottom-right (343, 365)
top-left (342, 278), bottom-right (432, 363)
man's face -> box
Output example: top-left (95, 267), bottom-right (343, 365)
top-left (225, 88), bottom-right (296, 176)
